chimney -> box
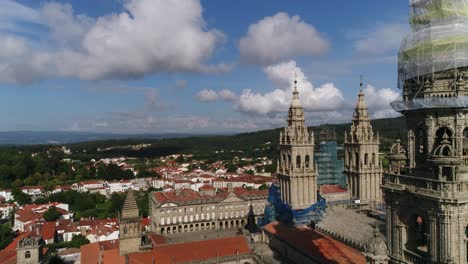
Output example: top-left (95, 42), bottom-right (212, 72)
top-left (227, 183), bottom-right (233, 192)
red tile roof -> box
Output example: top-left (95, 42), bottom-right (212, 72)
top-left (263, 222), bottom-right (365, 264)
top-left (154, 187), bottom-right (267, 206)
top-left (320, 184), bottom-right (348, 194)
top-left (127, 236), bottom-right (251, 264)
top-left (80, 239), bottom-right (122, 264)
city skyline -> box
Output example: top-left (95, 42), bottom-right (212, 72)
top-left (0, 0), bottom-right (406, 133)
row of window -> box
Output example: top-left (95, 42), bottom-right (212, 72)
top-left (158, 202), bottom-right (264, 215)
top-left (160, 211), bottom-right (251, 225)
top-left (282, 154), bottom-right (311, 168)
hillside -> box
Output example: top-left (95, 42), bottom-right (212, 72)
top-left (65, 116), bottom-right (406, 160)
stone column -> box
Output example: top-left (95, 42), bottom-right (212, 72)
top-left (429, 212), bottom-right (437, 262)
top-left (386, 204), bottom-right (393, 253)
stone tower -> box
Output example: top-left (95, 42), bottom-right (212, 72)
top-left (119, 190), bottom-right (141, 256)
top-left (277, 77), bottom-right (317, 210)
top-left (344, 84), bottom-right (382, 207)
top-left (16, 237), bottom-right (43, 264)
top-left (382, 0), bottom-right (468, 263)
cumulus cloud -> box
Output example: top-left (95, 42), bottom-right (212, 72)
top-left (196, 89), bottom-right (219, 102)
top-left (195, 88), bottom-right (237, 102)
top-left (361, 84), bottom-right (400, 118)
top-left (353, 23), bottom-right (408, 55)
top-left (239, 12), bottom-right (329, 65)
top-left (0, 0), bottom-right (226, 84)
top-left (236, 60), bottom-right (344, 115)
top-left (218, 89), bottom-right (237, 101)
top-left (235, 60), bottom-right (400, 123)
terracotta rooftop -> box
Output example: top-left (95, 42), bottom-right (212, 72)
top-left (320, 184), bottom-right (348, 194)
top-left (127, 236), bottom-right (251, 264)
top-left (80, 239), bottom-right (122, 264)
top-left (263, 221), bottom-right (365, 264)
top-left (153, 187), bottom-right (267, 206)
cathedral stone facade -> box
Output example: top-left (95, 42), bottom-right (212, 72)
top-left (344, 86), bottom-right (382, 207)
top-left (382, 67), bottom-right (468, 263)
top-left (277, 80), bottom-right (317, 210)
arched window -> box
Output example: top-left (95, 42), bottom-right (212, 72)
top-left (283, 154), bottom-right (286, 165)
top-left (408, 215), bottom-right (428, 253)
top-left (25, 251), bottom-right (31, 259)
top-left (288, 154), bottom-right (291, 167)
top-left (355, 152), bottom-right (359, 167)
top-left (296, 155), bottom-right (301, 168)
top-left (465, 225), bottom-right (468, 262)
top-left (364, 153), bottom-right (369, 165)
top-left (463, 128), bottom-right (468, 156)
top-left (372, 153), bottom-right (376, 165)
top-left (305, 155), bottom-right (310, 168)
top-left (124, 227), bottom-right (128, 234)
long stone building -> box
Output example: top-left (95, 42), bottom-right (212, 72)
top-left (277, 78), bottom-right (317, 210)
top-left (344, 84), bottom-right (383, 207)
top-left (150, 185), bottom-right (267, 235)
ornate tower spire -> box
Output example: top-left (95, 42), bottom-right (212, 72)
top-left (344, 79), bottom-right (382, 208)
top-left (288, 73), bottom-right (305, 127)
top-left (277, 73), bottom-right (317, 210)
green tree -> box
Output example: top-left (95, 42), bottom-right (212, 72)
top-left (44, 254), bottom-right (65, 264)
top-left (259, 184), bottom-right (268, 190)
top-left (245, 169), bottom-right (254, 175)
top-left (12, 188), bottom-right (31, 205)
top-left (0, 223), bottom-right (13, 250)
top-left (69, 234), bottom-right (89, 248)
top-left (43, 206), bottom-right (61, 222)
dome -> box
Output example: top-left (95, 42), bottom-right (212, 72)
top-left (365, 226), bottom-right (387, 256)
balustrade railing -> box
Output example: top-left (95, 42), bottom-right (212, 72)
top-left (403, 250), bottom-right (426, 264)
top-left (383, 173), bottom-right (468, 197)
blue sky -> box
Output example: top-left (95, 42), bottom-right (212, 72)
top-left (0, 0), bottom-right (409, 133)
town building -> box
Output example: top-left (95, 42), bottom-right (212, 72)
top-left (277, 77), bottom-right (317, 210)
top-left (344, 84), bottom-right (383, 207)
top-left (150, 185), bottom-right (267, 235)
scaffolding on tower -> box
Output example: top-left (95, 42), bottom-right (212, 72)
top-left (394, 0), bottom-right (468, 111)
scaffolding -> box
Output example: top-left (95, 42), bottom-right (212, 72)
top-left (312, 128), bottom-right (346, 187)
top-left (399, 0), bottom-right (468, 87)
top-left (259, 185), bottom-right (327, 226)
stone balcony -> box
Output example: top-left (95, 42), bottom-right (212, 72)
top-left (383, 173), bottom-right (468, 200)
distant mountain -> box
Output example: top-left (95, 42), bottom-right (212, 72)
top-left (0, 117), bottom-right (406, 153)
top-left (0, 131), bottom-right (199, 145)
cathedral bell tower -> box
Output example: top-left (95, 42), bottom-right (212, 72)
top-left (277, 76), bottom-right (317, 210)
top-left (344, 81), bottom-right (382, 207)
top-left (119, 190), bottom-right (142, 256)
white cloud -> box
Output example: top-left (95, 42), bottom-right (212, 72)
top-left (236, 60), bottom-right (344, 115)
top-left (235, 60), bottom-right (400, 123)
top-left (0, 36), bottom-right (28, 59)
top-left (239, 12), bottom-right (329, 65)
top-left (0, 0), bottom-right (226, 83)
top-left (196, 89), bottom-right (219, 102)
top-left (195, 88), bottom-right (237, 102)
top-left (40, 2), bottom-right (94, 47)
top-left (354, 23), bottom-right (408, 55)
top-left (362, 84), bottom-right (400, 118)
top-left (218, 89), bottom-right (237, 101)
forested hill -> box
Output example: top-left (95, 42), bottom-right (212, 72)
top-left (63, 116), bottom-right (406, 160)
